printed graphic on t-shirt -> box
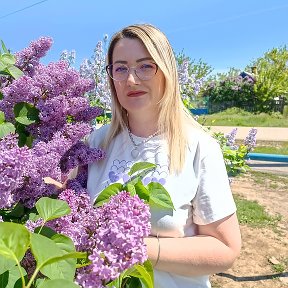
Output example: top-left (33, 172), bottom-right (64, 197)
top-left (105, 159), bottom-right (169, 188)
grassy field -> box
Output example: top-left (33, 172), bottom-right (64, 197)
top-left (252, 141), bottom-right (288, 155)
top-left (197, 108), bottom-right (288, 127)
top-left (234, 194), bottom-right (281, 228)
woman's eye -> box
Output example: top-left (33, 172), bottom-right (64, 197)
top-left (115, 66), bottom-right (128, 73)
top-left (140, 64), bottom-right (154, 70)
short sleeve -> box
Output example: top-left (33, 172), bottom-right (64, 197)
top-left (87, 124), bottom-right (109, 148)
top-left (192, 139), bottom-right (236, 225)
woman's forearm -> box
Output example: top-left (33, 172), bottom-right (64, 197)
top-left (145, 235), bottom-right (240, 277)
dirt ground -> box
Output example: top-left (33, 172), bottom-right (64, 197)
top-left (210, 173), bottom-right (288, 288)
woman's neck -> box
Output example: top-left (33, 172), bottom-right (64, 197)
top-left (127, 113), bottom-right (159, 138)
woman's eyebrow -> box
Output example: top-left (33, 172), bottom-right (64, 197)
top-left (136, 57), bottom-right (153, 63)
top-left (113, 57), bottom-right (153, 64)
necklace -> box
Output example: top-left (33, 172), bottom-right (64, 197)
top-left (127, 126), bottom-right (159, 159)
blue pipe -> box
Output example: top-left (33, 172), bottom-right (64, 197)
top-left (247, 152), bottom-right (288, 163)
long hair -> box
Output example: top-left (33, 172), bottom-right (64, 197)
top-left (103, 23), bottom-right (200, 174)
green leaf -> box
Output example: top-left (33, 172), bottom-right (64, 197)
top-left (143, 260), bottom-right (154, 284)
top-left (0, 122), bottom-right (15, 138)
top-left (1, 40), bottom-right (8, 53)
top-left (38, 278), bottom-right (80, 288)
top-left (7, 66), bottom-right (23, 80)
top-left (0, 61), bottom-right (6, 71)
top-left (123, 183), bottom-right (136, 196)
top-left (0, 265), bottom-right (26, 288)
top-left (134, 181), bottom-right (150, 201)
top-left (148, 182), bottom-right (175, 210)
top-left (34, 226), bottom-right (57, 238)
top-left (123, 263), bottom-right (154, 288)
top-left (0, 222), bottom-right (30, 263)
top-left (94, 183), bottom-right (123, 206)
top-left (14, 102), bottom-right (39, 125)
top-left (128, 162), bottom-right (156, 176)
top-left (30, 233), bottom-right (78, 281)
top-left (0, 257), bottom-right (15, 275)
top-left (14, 122), bottom-right (29, 147)
top-left (0, 54), bottom-right (15, 66)
top-left (51, 234), bottom-right (76, 256)
top-left (40, 234), bottom-right (77, 281)
top-left (0, 112), bottom-right (5, 124)
top-left (0, 203), bottom-right (25, 223)
top-left (35, 197), bottom-right (71, 222)
top-left (125, 277), bottom-right (142, 288)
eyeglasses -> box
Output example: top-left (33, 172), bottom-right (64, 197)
top-left (106, 62), bottom-right (158, 81)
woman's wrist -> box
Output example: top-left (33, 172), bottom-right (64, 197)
top-left (144, 235), bottom-right (161, 267)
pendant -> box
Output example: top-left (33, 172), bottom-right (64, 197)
top-left (131, 147), bottom-right (140, 159)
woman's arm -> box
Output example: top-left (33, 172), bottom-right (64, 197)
top-left (145, 212), bottom-right (241, 277)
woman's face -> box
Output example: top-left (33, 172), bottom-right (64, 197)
top-left (111, 38), bottom-right (165, 116)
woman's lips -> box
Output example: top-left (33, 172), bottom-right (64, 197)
top-left (127, 91), bottom-right (147, 97)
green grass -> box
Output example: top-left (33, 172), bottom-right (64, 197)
top-left (248, 170), bottom-right (288, 187)
top-left (252, 141), bottom-right (288, 155)
top-left (198, 108), bottom-right (288, 127)
top-left (271, 263), bottom-right (286, 273)
top-left (234, 194), bottom-right (281, 228)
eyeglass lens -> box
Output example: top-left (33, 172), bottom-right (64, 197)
top-left (108, 63), bottom-right (157, 81)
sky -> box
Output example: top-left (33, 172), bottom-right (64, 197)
top-left (1, 0), bottom-right (288, 75)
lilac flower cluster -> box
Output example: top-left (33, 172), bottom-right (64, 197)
top-left (79, 37), bottom-right (111, 110)
top-left (177, 58), bottom-right (204, 100)
top-left (225, 128), bottom-right (238, 149)
top-left (0, 134), bottom-right (32, 208)
top-left (244, 128), bottom-right (257, 151)
top-left (0, 59), bottom-right (99, 141)
top-left (15, 37), bottom-right (53, 76)
top-left (52, 190), bottom-right (150, 287)
top-left (60, 141), bottom-right (106, 173)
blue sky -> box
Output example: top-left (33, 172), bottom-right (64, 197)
top-left (1, 0), bottom-right (288, 74)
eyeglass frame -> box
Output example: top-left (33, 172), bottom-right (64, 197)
top-left (105, 62), bottom-right (159, 81)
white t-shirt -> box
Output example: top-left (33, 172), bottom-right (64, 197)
top-left (87, 124), bottom-right (236, 288)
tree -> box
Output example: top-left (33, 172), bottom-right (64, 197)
top-left (249, 45), bottom-right (288, 112)
top-left (175, 50), bottom-right (212, 108)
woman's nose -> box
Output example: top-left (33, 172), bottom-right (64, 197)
top-left (126, 69), bottom-right (140, 85)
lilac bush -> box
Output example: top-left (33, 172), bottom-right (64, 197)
top-left (0, 37), bottom-right (153, 288)
top-left (213, 127), bottom-right (258, 176)
top-left (177, 58), bottom-right (204, 108)
top-left (0, 37), bottom-right (105, 209)
top-left (79, 35), bottom-right (111, 112)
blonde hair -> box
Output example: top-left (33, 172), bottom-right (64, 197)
top-left (103, 23), bottom-right (200, 174)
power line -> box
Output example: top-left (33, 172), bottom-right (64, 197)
top-left (0, 0), bottom-right (49, 20)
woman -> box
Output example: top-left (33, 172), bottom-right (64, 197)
top-left (87, 23), bottom-right (241, 288)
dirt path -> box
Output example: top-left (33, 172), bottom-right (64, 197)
top-left (211, 172), bottom-right (288, 288)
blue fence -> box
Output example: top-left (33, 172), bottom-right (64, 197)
top-left (247, 153), bottom-right (288, 163)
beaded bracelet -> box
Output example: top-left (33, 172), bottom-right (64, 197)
top-left (154, 233), bottom-right (160, 268)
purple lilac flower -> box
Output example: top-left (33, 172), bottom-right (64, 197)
top-left (52, 190), bottom-right (150, 287)
top-left (225, 128), bottom-right (238, 148)
top-left (25, 218), bottom-right (45, 232)
top-left (80, 38), bottom-right (111, 109)
top-left (0, 134), bottom-right (32, 209)
top-left (65, 165), bottom-right (89, 194)
top-left (21, 250), bottom-right (37, 278)
top-left (177, 58), bottom-right (204, 98)
top-left (15, 37), bottom-right (53, 76)
top-left (60, 141), bottom-right (105, 173)
top-left (74, 106), bottom-right (103, 122)
top-left (244, 128), bottom-right (257, 151)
